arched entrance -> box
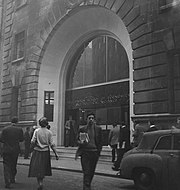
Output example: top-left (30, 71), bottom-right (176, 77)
top-left (37, 6), bottom-right (133, 145)
top-left (65, 35), bottom-right (129, 146)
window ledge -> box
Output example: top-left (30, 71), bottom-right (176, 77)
top-left (12, 57), bottom-right (24, 64)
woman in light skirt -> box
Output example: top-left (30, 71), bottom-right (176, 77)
top-left (28, 117), bottom-right (59, 190)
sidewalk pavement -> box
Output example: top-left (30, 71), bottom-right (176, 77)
top-left (0, 156), bottom-right (119, 178)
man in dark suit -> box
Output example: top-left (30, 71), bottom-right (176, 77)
top-left (0, 117), bottom-right (24, 188)
top-left (112, 122), bottom-right (131, 171)
top-left (76, 113), bottom-right (102, 190)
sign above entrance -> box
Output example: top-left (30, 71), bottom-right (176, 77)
top-left (66, 82), bottom-right (129, 109)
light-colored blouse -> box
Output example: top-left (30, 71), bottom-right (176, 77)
top-left (31, 127), bottom-right (55, 151)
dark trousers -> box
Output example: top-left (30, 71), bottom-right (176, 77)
top-left (3, 152), bottom-right (19, 185)
top-left (65, 131), bottom-right (70, 147)
top-left (113, 149), bottom-right (126, 169)
top-left (24, 144), bottom-right (30, 158)
top-left (69, 130), bottom-right (76, 147)
top-left (65, 131), bottom-right (76, 147)
top-left (111, 144), bottom-right (117, 162)
top-left (81, 151), bottom-right (99, 190)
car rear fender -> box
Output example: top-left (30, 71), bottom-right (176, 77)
top-left (120, 153), bottom-right (162, 179)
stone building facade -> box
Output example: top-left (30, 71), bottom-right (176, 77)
top-left (0, 0), bottom-right (180, 145)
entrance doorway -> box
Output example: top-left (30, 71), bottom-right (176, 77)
top-left (65, 35), bottom-right (130, 146)
top-left (64, 105), bottom-right (129, 146)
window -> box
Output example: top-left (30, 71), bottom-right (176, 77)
top-left (155, 135), bottom-right (172, 150)
top-left (44, 91), bottom-right (54, 122)
top-left (11, 86), bottom-right (19, 118)
top-left (16, 0), bottom-right (28, 9)
top-left (173, 135), bottom-right (180, 150)
top-left (13, 31), bottom-right (25, 61)
top-left (67, 36), bottom-right (129, 89)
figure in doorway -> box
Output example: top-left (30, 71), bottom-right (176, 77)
top-left (65, 115), bottom-right (77, 147)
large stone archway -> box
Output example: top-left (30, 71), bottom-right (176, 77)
top-left (37, 4), bottom-right (133, 145)
top-left (0, 0), bottom-right (152, 143)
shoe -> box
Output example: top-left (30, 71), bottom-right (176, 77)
top-left (5, 184), bottom-right (11, 189)
top-left (112, 166), bottom-right (119, 171)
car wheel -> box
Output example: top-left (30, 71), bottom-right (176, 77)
top-left (133, 168), bottom-right (156, 190)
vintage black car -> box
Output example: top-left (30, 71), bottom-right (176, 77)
top-left (119, 129), bottom-right (180, 190)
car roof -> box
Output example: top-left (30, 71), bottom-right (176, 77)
top-left (137, 129), bottom-right (180, 150)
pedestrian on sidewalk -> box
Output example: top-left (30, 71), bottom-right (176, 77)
top-left (24, 126), bottom-right (31, 159)
top-left (108, 122), bottom-right (120, 162)
top-left (0, 117), bottom-right (24, 188)
top-left (28, 117), bottom-right (59, 190)
top-left (112, 122), bottom-right (131, 171)
top-left (76, 112), bottom-right (102, 190)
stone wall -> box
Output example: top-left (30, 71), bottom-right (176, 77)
top-left (0, 0), bottom-right (180, 127)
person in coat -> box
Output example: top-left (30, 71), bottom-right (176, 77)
top-left (0, 117), bottom-right (24, 188)
top-left (76, 113), bottom-right (102, 190)
top-left (112, 122), bottom-right (131, 171)
top-left (108, 122), bottom-right (120, 162)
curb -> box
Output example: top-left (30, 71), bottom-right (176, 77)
top-left (0, 160), bottom-right (119, 179)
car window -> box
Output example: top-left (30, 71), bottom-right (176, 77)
top-left (173, 135), bottom-right (180, 150)
top-left (137, 133), bottom-right (158, 150)
top-left (155, 135), bottom-right (171, 150)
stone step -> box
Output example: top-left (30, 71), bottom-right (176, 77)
top-left (51, 146), bottom-right (113, 163)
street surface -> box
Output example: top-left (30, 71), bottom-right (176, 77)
top-left (0, 163), bottom-right (134, 190)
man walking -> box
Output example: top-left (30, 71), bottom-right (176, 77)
top-left (76, 113), bottom-right (102, 190)
top-left (112, 122), bottom-right (131, 171)
top-left (0, 117), bottom-right (24, 188)
top-left (108, 122), bottom-right (120, 162)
